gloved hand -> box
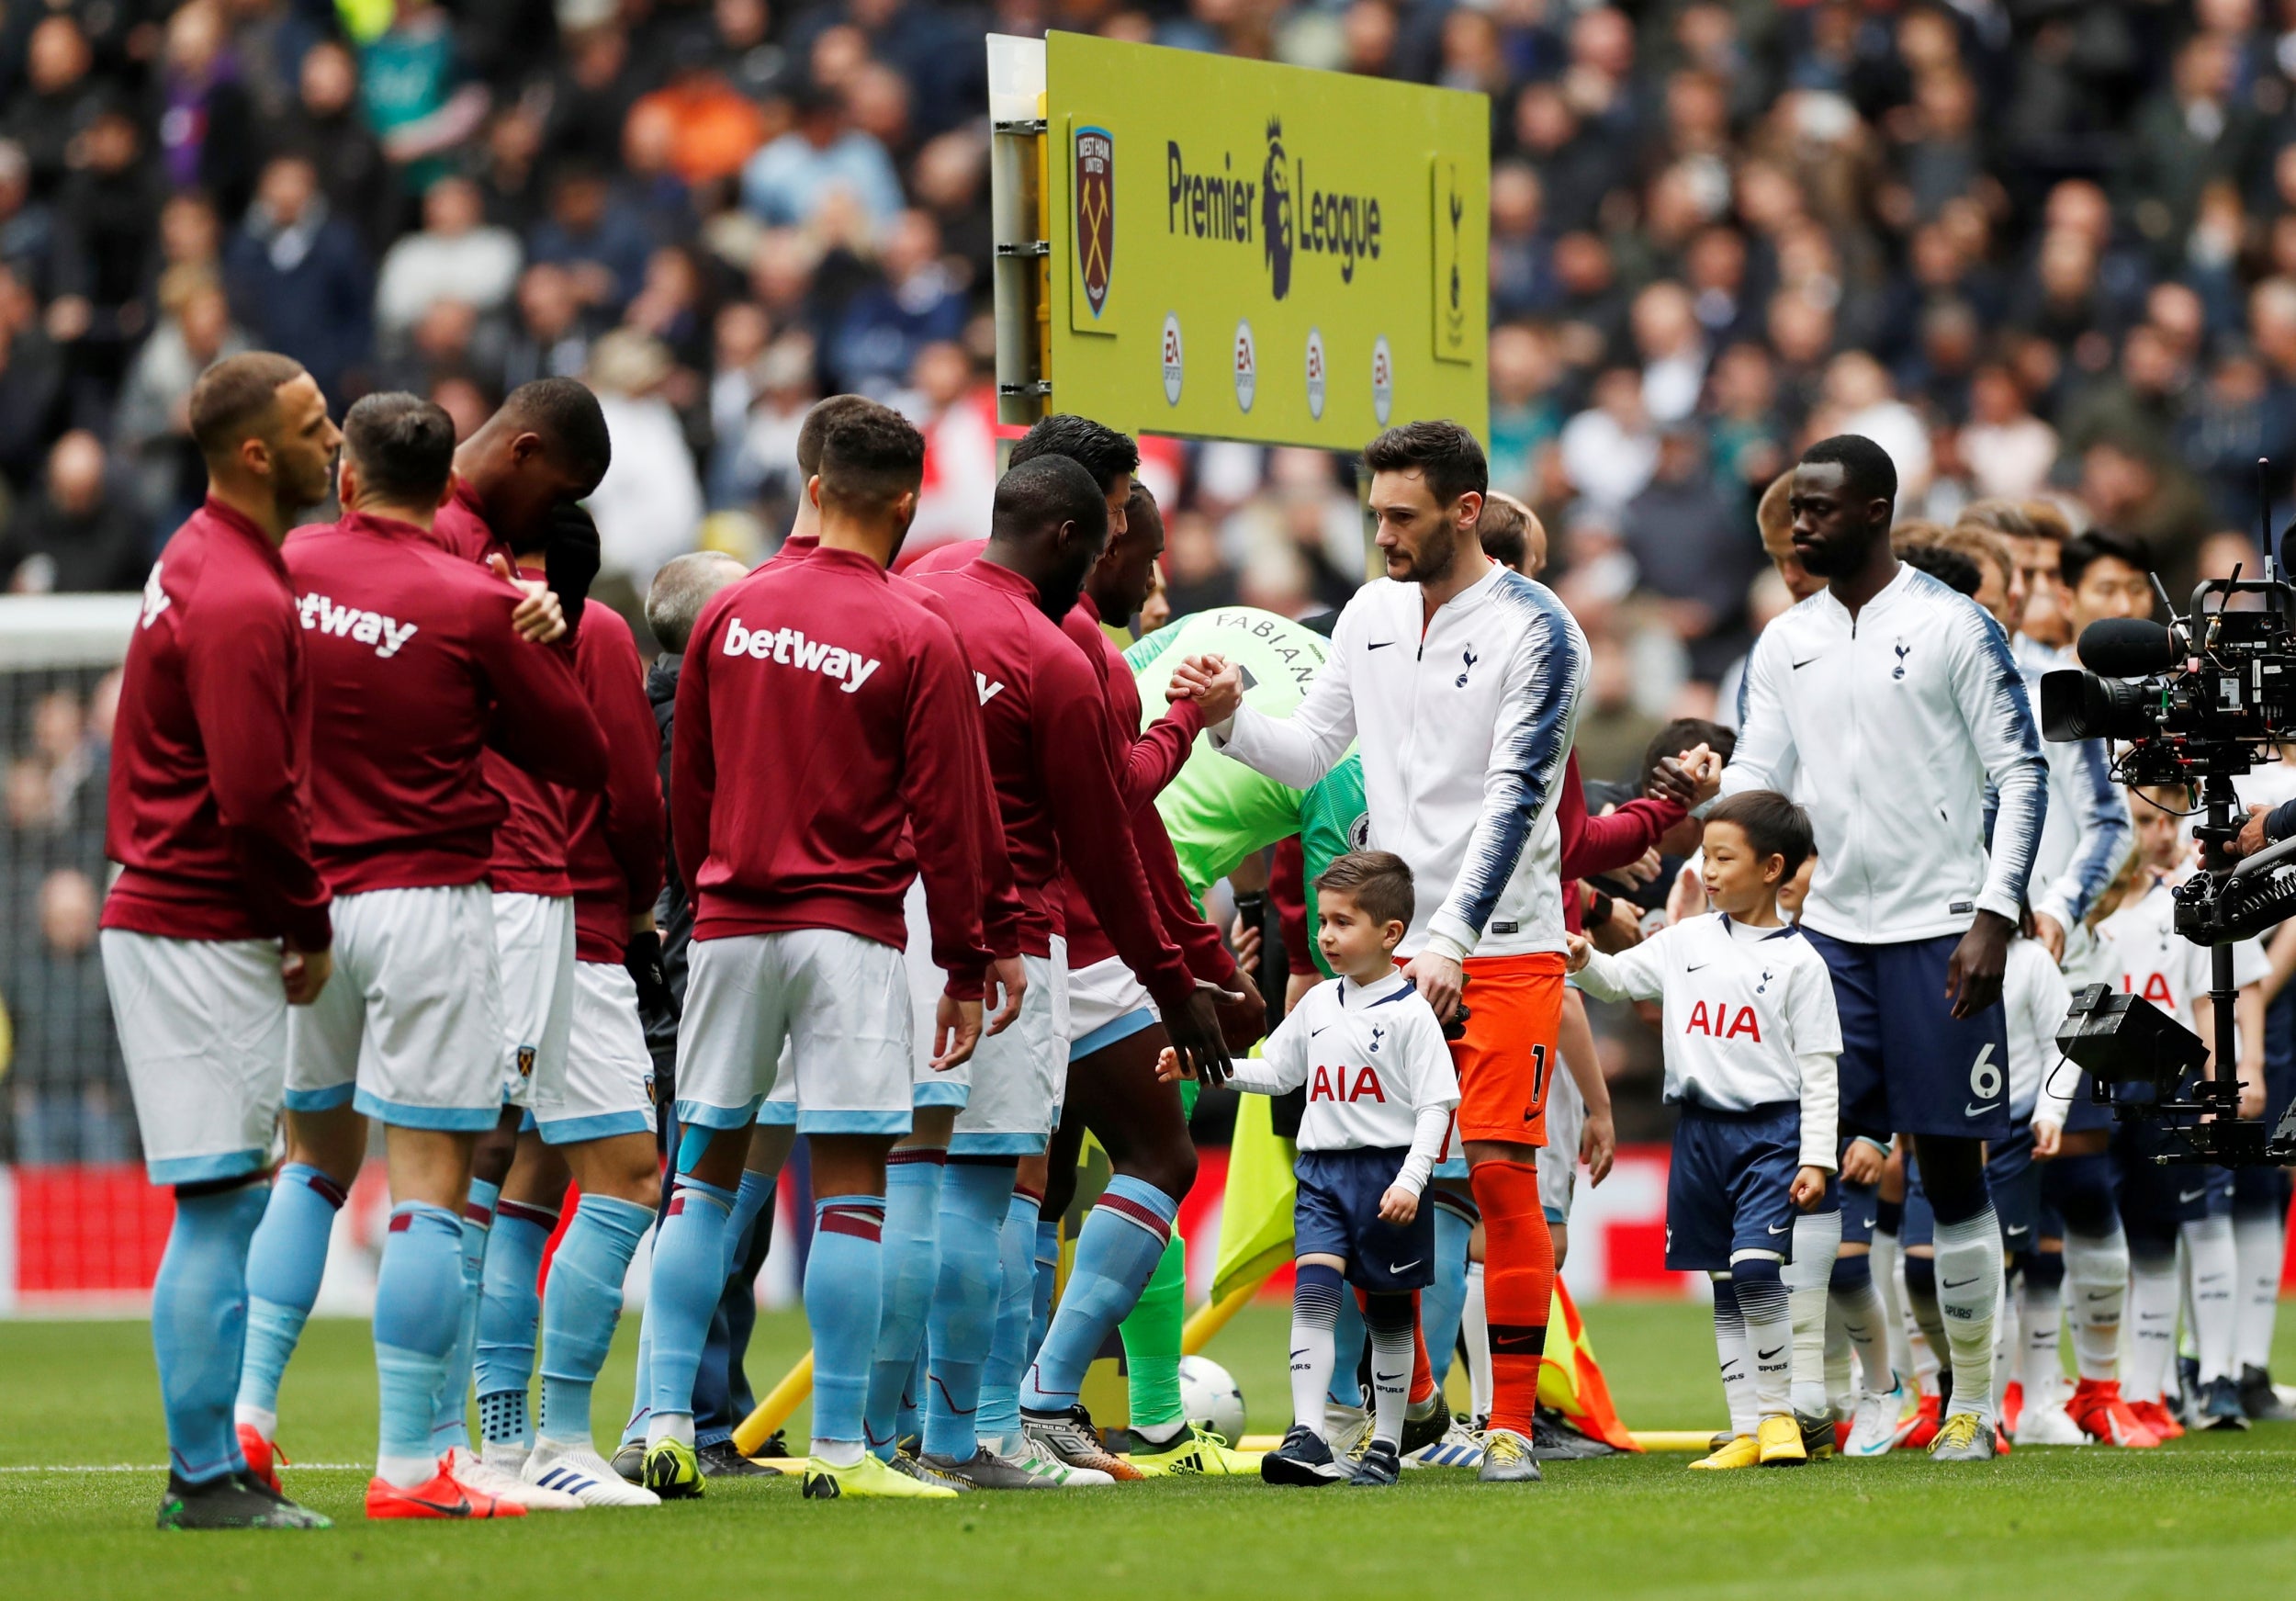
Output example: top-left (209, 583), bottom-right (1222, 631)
top-left (625, 927), bottom-right (677, 1024)
top-left (544, 501), bottom-right (602, 632)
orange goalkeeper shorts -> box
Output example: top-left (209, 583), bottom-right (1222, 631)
top-left (1448, 951), bottom-right (1566, 1146)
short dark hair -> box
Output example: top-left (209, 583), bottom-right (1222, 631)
top-left (342, 391), bottom-right (456, 507)
top-left (816, 398), bottom-right (926, 515)
top-left (1799, 434), bottom-right (1897, 516)
top-left (1313, 849), bottom-right (1415, 930)
top-left (188, 351), bottom-right (307, 464)
top-left (1008, 413), bottom-right (1139, 496)
top-left (501, 378), bottom-right (612, 488)
top-left (1898, 542), bottom-right (1982, 597)
top-left (797, 394), bottom-right (877, 477)
top-left (1639, 717), bottom-right (1734, 795)
top-left (1477, 492), bottom-right (1529, 569)
top-left (645, 550), bottom-right (746, 654)
top-left (1125, 479), bottom-right (1163, 539)
top-left (1364, 420), bottom-right (1487, 507)
top-left (2061, 528), bottom-right (2155, 591)
top-left (1957, 498), bottom-right (2067, 546)
top-left (992, 454), bottom-right (1109, 546)
top-left (1705, 789), bottom-right (1816, 879)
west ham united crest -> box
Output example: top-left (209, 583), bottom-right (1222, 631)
top-left (1075, 126), bottom-right (1114, 317)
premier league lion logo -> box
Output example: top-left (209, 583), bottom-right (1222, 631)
top-left (1262, 118), bottom-right (1292, 301)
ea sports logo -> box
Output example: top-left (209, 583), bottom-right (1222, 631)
top-left (1261, 118), bottom-right (1292, 301)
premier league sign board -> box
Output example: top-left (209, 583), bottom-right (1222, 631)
top-left (989, 32), bottom-right (1488, 449)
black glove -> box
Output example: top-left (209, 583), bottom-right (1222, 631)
top-left (545, 501), bottom-right (602, 631)
top-left (625, 927), bottom-right (677, 1025)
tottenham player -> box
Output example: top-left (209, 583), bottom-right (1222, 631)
top-left (1181, 420), bottom-right (1590, 1483)
top-left (1187, 851), bottom-right (1458, 1488)
top-left (643, 402), bottom-right (996, 1501)
top-left (102, 353), bottom-right (339, 1530)
top-left (906, 456), bottom-right (1232, 1487)
top-left (1569, 792), bottom-right (1839, 1468)
top-left (237, 393), bottom-right (610, 1518)
top-left (1719, 434), bottom-right (2048, 1461)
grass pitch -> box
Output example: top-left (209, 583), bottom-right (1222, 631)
top-left (6, 1300), bottom-right (2295, 1600)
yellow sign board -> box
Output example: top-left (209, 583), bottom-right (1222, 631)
top-left (1039, 32), bottom-right (1488, 449)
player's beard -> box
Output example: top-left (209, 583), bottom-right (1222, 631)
top-left (1390, 519), bottom-right (1458, 585)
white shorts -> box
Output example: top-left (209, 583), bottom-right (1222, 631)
top-left (1066, 953), bottom-right (1159, 1059)
top-left (494, 892), bottom-right (575, 1111)
top-left (285, 884), bottom-right (504, 1131)
top-left (102, 930), bottom-right (288, 1185)
top-left (903, 879), bottom-right (968, 1111)
top-left (951, 945), bottom-right (1068, 1156)
top-left (1536, 1068), bottom-right (1584, 1223)
top-left (535, 961), bottom-right (658, 1144)
top-left (678, 929), bottom-right (913, 1135)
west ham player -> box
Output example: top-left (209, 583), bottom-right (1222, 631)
top-left (1181, 420), bottom-right (1591, 1483)
top-left (643, 402), bottom-right (995, 1501)
top-left (236, 393), bottom-right (610, 1518)
top-left (1719, 434), bottom-right (2048, 1461)
top-left (466, 509), bottom-right (671, 1507)
top-left (906, 455), bottom-right (1233, 1487)
top-left (102, 352), bottom-right (339, 1530)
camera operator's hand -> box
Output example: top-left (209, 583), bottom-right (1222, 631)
top-left (1946, 908), bottom-right (2013, 1019)
top-left (2234, 803), bottom-right (2271, 859)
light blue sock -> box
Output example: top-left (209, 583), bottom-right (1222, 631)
top-left (724, 1168), bottom-right (776, 1278)
top-left (1424, 1202), bottom-right (1472, 1389)
top-left (432, 1179), bottom-right (496, 1454)
top-left (1029, 1219), bottom-right (1060, 1364)
top-left (1021, 1176), bottom-right (1176, 1414)
top-left (374, 1202), bottom-right (465, 1483)
top-left (154, 1182), bottom-right (267, 1483)
top-left (976, 1189), bottom-right (1041, 1452)
top-left (1329, 1285), bottom-right (1367, 1409)
top-left (644, 1176), bottom-right (735, 1435)
top-left (237, 1162), bottom-right (345, 1426)
top-left (898, 1346), bottom-right (926, 1448)
top-left (537, 1194), bottom-right (652, 1447)
top-left (863, 1154), bottom-right (944, 1459)
top-left (473, 1197), bottom-right (555, 1447)
top-left (923, 1161), bottom-right (1017, 1460)
top-left (620, 1302), bottom-right (654, 1449)
top-left (807, 1195), bottom-right (888, 1452)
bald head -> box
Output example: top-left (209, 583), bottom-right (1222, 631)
top-left (647, 551), bottom-right (747, 654)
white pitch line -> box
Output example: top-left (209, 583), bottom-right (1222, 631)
top-left (0, 1463), bottom-right (368, 1474)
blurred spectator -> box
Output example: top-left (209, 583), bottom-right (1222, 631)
top-left (897, 340), bottom-right (996, 563)
top-left (113, 273), bottom-right (247, 526)
top-left (587, 329), bottom-right (703, 592)
top-left (0, 431), bottom-right (150, 592)
top-left (49, 107), bottom-right (166, 406)
top-left (1164, 508), bottom-right (1241, 616)
top-left (376, 175), bottom-right (519, 335)
top-left (156, 1), bottom-right (260, 223)
top-left (0, 141), bottom-right (56, 298)
top-left (1618, 426), bottom-right (1759, 683)
top-left (740, 79), bottom-right (903, 231)
top-left (630, 29), bottom-right (771, 187)
top-left (1959, 363), bottom-right (2058, 502)
top-left (225, 154), bottom-right (374, 400)
top-left (1, 16), bottom-right (100, 196)
top-left (362, 0), bottom-right (490, 196)
top-left (1559, 366), bottom-right (1657, 515)
top-left (501, 263), bottom-right (591, 396)
top-left (828, 209), bottom-right (964, 396)
top-left (0, 265), bottom-right (68, 491)
top-left (7, 866), bottom-right (131, 1165)
top-left (527, 161), bottom-right (654, 318)
top-left (271, 38), bottom-right (399, 252)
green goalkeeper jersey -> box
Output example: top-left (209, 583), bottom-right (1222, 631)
top-left (1127, 607), bottom-right (1367, 978)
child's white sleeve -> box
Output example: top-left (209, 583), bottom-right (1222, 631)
top-left (1790, 953), bottom-right (1841, 1171)
top-left (2032, 958), bottom-right (2076, 1129)
top-left (1570, 933), bottom-right (1667, 1004)
top-left (1390, 1009), bottom-right (1462, 1198)
top-left (1226, 999), bottom-right (1312, 1097)
top-left (1391, 1104), bottom-right (1455, 1199)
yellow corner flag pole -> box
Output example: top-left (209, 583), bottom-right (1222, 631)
top-left (1179, 1279), bottom-right (1260, 1354)
top-left (730, 1351), bottom-right (812, 1457)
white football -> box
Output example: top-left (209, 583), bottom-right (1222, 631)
top-left (1178, 1354), bottom-right (1248, 1442)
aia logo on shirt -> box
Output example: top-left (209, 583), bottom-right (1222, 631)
top-left (1309, 1064), bottom-right (1388, 1104)
top-left (2123, 972), bottom-right (2176, 1009)
top-left (1684, 999), bottom-right (1762, 1043)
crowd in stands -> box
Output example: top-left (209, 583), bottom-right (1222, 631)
top-left (7, 0), bottom-right (2296, 1157)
